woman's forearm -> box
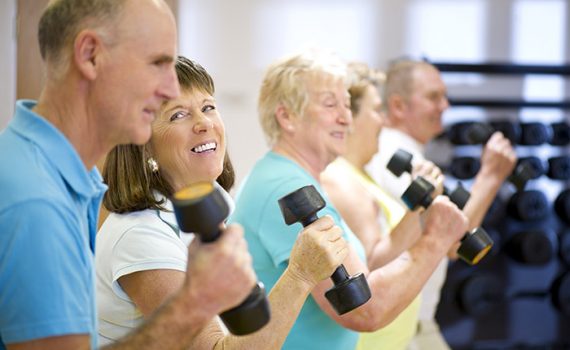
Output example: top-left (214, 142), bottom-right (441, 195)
top-left (216, 267), bottom-right (313, 350)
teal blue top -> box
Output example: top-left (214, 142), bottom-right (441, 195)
top-left (229, 151), bottom-right (365, 350)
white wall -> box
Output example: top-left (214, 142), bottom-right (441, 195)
top-left (179, 0), bottom-right (570, 189)
top-left (0, 0), bottom-right (16, 130)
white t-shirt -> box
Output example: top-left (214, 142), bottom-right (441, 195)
top-left (96, 184), bottom-right (233, 345)
top-left (366, 127), bottom-right (448, 322)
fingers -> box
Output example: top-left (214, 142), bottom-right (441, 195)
top-left (482, 132), bottom-right (518, 177)
top-left (306, 215), bottom-right (335, 231)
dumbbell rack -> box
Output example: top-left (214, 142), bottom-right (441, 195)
top-left (428, 61), bottom-right (570, 350)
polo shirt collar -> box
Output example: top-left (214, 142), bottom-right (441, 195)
top-left (11, 100), bottom-right (107, 199)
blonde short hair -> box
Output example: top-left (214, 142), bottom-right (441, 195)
top-left (347, 62), bottom-right (385, 117)
top-left (258, 49), bottom-right (348, 145)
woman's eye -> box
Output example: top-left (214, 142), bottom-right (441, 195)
top-left (170, 111), bottom-right (187, 121)
top-left (203, 104), bottom-right (216, 113)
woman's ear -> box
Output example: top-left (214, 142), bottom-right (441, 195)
top-left (275, 104), bottom-right (296, 132)
top-left (73, 29), bottom-right (103, 81)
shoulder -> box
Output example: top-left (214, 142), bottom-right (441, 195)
top-left (0, 135), bottom-right (67, 214)
top-left (98, 209), bottom-right (175, 244)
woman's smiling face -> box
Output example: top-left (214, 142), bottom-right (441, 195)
top-left (150, 88), bottom-right (226, 191)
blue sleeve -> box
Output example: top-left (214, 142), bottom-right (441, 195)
top-left (257, 178), bottom-right (321, 267)
top-left (0, 199), bottom-right (94, 344)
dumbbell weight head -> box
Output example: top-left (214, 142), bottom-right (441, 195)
top-left (278, 185), bottom-right (326, 226)
top-left (386, 149), bottom-right (413, 177)
top-left (458, 228), bottom-right (494, 265)
top-left (458, 274), bottom-right (504, 317)
top-left (490, 120), bottom-right (521, 144)
top-left (508, 161), bottom-right (534, 192)
top-left (551, 272), bottom-right (570, 316)
top-left (278, 185), bottom-right (371, 315)
top-left (465, 122), bottom-right (494, 145)
top-left (172, 182), bottom-right (271, 335)
top-left (517, 157), bottom-right (544, 180)
top-left (173, 182), bottom-right (230, 241)
top-left (507, 190), bottom-right (549, 222)
top-left (547, 156), bottom-right (570, 180)
top-left (559, 231), bottom-right (570, 266)
top-left (554, 189), bottom-right (570, 224)
top-left (520, 122), bottom-right (550, 146)
top-left (549, 122), bottom-right (570, 146)
top-left (505, 230), bottom-right (554, 265)
top-left (448, 121), bottom-right (478, 145)
top-left (449, 156), bottom-right (481, 180)
top-left (401, 176), bottom-right (435, 210)
top-left (445, 183), bottom-right (471, 210)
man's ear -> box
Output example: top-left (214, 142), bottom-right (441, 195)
top-left (388, 94), bottom-right (407, 121)
top-left (73, 30), bottom-right (103, 81)
top-left (275, 104), bottom-right (297, 133)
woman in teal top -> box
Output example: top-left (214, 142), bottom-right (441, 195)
top-left (229, 50), bottom-right (469, 350)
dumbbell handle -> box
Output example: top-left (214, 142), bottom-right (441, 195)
top-left (199, 229), bottom-right (221, 243)
top-left (301, 212), bottom-right (352, 285)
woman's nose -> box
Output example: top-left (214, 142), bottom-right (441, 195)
top-left (193, 113), bottom-right (214, 133)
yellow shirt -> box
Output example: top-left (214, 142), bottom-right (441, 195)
top-left (328, 158), bottom-right (420, 350)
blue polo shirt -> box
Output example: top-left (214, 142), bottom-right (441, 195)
top-left (0, 100), bottom-right (107, 349)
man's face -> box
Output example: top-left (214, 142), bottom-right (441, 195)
top-left (402, 66), bottom-right (449, 145)
top-left (93, 0), bottom-right (180, 147)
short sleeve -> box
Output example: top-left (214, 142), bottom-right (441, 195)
top-left (257, 178), bottom-right (320, 267)
top-left (110, 224), bottom-right (190, 285)
top-left (0, 200), bottom-right (94, 344)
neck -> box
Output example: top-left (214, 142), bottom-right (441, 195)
top-left (343, 137), bottom-right (369, 171)
top-left (34, 82), bottom-right (110, 170)
top-left (272, 138), bottom-right (327, 180)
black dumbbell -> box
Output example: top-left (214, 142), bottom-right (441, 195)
top-left (559, 231), bottom-right (570, 266)
top-left (464, 122), bottom-right (533, 191)
top-left (447, 121), bottom-right (477, 145)
top-left (517, 156), bottom-right (544, 180)
top-left (490, 120), bottom-right (521, 144)
top-left (449, 156), bottom-right (480, 180)
top-left (507, 190), bottom-right (549, 222)
top-left (547, 156), bottom-right (570, 180)
top-left (457, 274), bottom-right (504, 317)
top-left (457, 272), bottom-right (570, 317)
top-left (551, 272), bottom-right (570, 316)
top-left (520, 122), bottom-right (550, 146)
top-left (549, 122), bottom-right (570, 146)
top-left (555, 189), bottom-right (570, 224)
top-left (278, 185), bottom-right (371, 315)
top-left (504, 230), bottom-right (554, 265)
top-left (401, 176), bottom-right (493, 265)
top-left (172, 182), bottom-right (270, 335)
top-left (387, 149), bottom-right (471, 210)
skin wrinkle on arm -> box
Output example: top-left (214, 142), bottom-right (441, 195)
top-left (106, 216), bottom-right (347, 350)
top-left (322, 172), bottom-right (422, 269)
top-left (462, 132), bottom-right (516, 231)
top-left (307, 197), bottom-right (467, 332)
top-left (118, 268), bottom-right (317, 350)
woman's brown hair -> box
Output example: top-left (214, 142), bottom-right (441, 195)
top-left (102, 56), bottom-right (235, 214)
